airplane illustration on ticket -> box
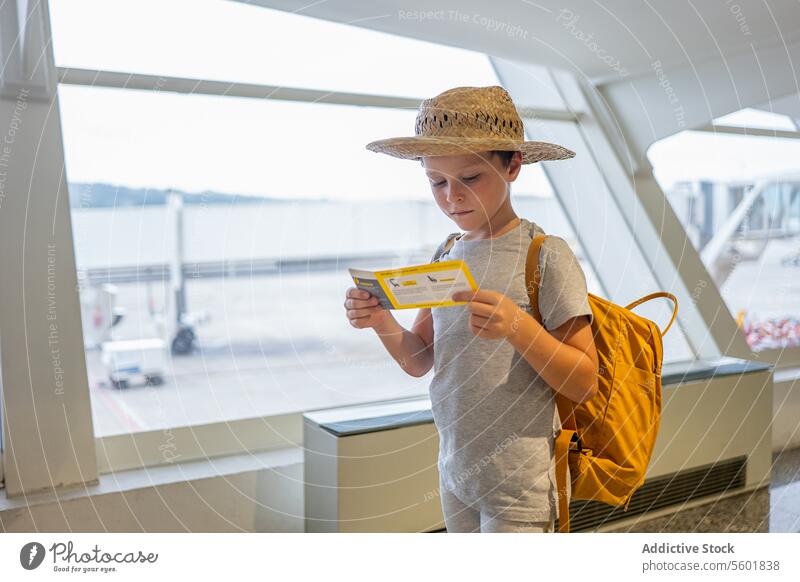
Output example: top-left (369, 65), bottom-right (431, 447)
top-left (348, 260), bottom-right (478, 309)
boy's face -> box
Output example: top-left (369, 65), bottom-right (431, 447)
top-left (421, 150), bottom-right (522, 229)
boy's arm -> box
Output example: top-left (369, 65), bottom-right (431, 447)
top-left (411, 307), bottom-right (435, 356)
top-left (517, 235), bottom-right (598, 402)
top-left (506, 311), bottom-right (598, 403)
top-left (372, 308), bottom-right (434, 378)
top-left (370, 234), bottom-right (453, 378)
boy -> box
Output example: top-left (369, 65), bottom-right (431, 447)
top-left (344, 86), bottom-right (598, 532)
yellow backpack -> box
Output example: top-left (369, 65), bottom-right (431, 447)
top-left (525, 234), bottom-right (678, 533)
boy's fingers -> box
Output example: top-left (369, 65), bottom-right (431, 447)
top-left (466, 301), bottom-right (497, 318)
top-left (452, 289), bottom-right (497, 309)
top-left (347, 306), bottom-right (380, 318)
top-left (453, 288), bottom-right (497, 304)
top-left (345, 297), bottom-right (378, 309)
top-left (347, 288), bottom-right (371, 299)
top-left (469, 289), bottom-right (500, 304)
top-left (451, 290), bottom-right (475, 302)
top-left (469, 311), bottom-right (491, 322)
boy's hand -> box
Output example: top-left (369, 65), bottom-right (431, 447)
top-left (344, 287), bottom-right (390, 330)
top-left (451, 288), bottom-right (526, 341)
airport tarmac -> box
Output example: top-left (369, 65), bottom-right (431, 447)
top-left (85, 268), bottom-right (430, 437)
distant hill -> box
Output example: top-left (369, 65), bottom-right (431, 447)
top-left (68, 183), bottom-right (321, 208)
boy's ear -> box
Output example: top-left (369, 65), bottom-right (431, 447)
top-left (507, 151), bottom-right (524, 181)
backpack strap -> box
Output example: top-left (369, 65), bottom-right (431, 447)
top-left (524, 233), bottom-right (547, 324)
top-left (524, 232), bottom-right (580, 534)
top-left (554, 430), bottom-right (578, 533)
top-left (625, 292), bottom-right (679, 337)
top-left (431, 232), bottom-right (462, 263)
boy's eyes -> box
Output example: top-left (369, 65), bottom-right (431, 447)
top-left (431, 175), bottom-right (480, 187)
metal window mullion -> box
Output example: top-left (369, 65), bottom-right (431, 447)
top-left (552, 67), bottom-right (747, 360)
top-left (56, 67), bottom-right (579, 121)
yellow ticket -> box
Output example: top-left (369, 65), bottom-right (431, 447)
top-left (349, 260), bottom-right (478, 309)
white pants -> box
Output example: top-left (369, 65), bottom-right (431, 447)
top-left (439, 484), bottom-right (555, 533)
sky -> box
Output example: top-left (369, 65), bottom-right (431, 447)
top-left (50, 0), bottom-right (800, 201)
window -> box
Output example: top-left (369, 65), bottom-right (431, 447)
top-left (50, 2), bottom-right (540, 439)
top-left (649, 113), bottom-right (800, 358)
top-left (714, 108), bottom-right (798, 131)
top-left (59, 82), bottom-right (615, 436)
top-left (60, 85), bottom-right (438, 437)
top-left (49, 0), bottom-right (498, 98)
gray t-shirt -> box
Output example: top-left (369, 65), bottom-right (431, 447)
top-left (429, 217), bottom-right (593, 522)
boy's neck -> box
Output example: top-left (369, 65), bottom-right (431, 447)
top-left (460, 209), bottom-right (520, 242)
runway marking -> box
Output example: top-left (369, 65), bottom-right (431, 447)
top-left (95, 383), bottom-right (146, 432)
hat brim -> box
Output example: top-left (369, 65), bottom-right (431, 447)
top-left (365, 136), bottom-right (575, 164)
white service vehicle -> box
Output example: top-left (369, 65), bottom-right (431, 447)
top-left (101, 338), bottom-right (167, 389)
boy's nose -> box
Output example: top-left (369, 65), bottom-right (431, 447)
top-left (444, 184), bottom-right (466, 204)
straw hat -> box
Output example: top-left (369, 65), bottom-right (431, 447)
top-left (365, 85), bottom-right (575, 164)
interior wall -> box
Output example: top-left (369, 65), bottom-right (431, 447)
top-left (0, 461), bottom-right (304, 532)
